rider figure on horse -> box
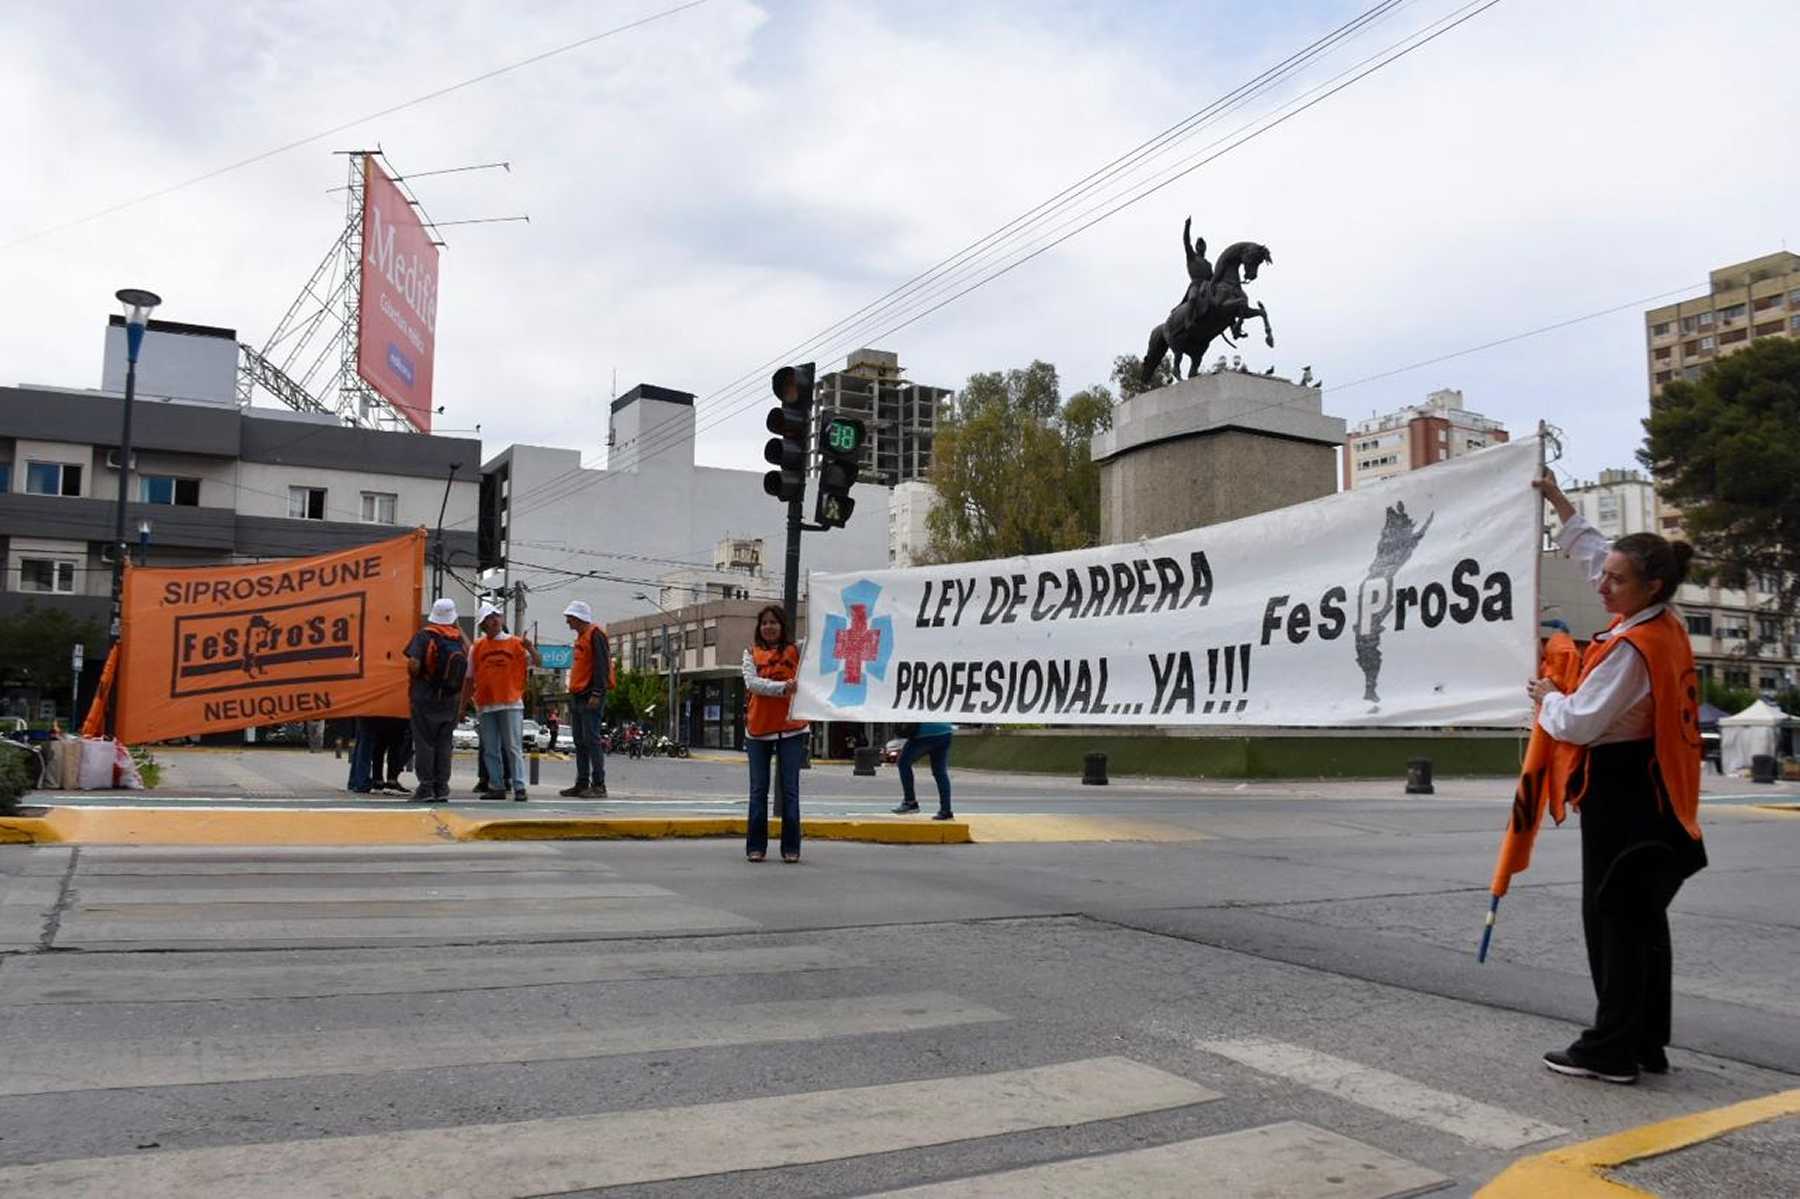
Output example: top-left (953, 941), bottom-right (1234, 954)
top-left (1169, 216), bottom-right (1213, 338)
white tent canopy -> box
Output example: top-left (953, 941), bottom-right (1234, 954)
top-left (1719, 699), bottom-right (1793, 774)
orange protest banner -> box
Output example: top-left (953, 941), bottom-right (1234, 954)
top-left (1490, 630), bottom-right (1583, 898)
top-left (115, 530), bottom-right (426, 744)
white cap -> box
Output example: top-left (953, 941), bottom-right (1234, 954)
top-left (429, 598), bottom-right (458, 625)
top-left (476, 602), bottom-right (502, 625)
top-left (563, 600), bottom-right (594, 623)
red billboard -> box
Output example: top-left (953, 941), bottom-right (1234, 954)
top-left (356, 157), bottom-right (439, 432)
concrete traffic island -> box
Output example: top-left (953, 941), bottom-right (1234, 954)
top-left (0, 806), bottom-right (972, 847)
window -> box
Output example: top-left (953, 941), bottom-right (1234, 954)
top-left (139, 476), bottom-right (200, 506)
top-left (19, 558), bottom-right (77, 594)
top-left (1699, 335), bottom-right (1715, 351)
top-left (1597, 495), bottom-right (1621, 523)
top-left (360, 491), bottom-right (397, 524)
top-left (1725, 668), bottom-right (1751, 689)
top-left (1680, 340), bottom-right (1699, 357)
top-left (1653, 346), bottom-right (1671, 360)
top-left (1685, 613), bottom-right (1713, 636)
top-left (0, 463), bottom-right (9, 492)
top-left (1697, 310), bottom-right (1714, 327)
top-left (1722, 624), bottom-right (1748, 639)
top-left (1791, 289), bottom-right (1800, 306)
top-left (1761, 675), bottom-right (1783, 692)
top-left (1680, 316), bottom-right (1698, 333)
top-left (287, 486), bottom-right (327, 520)
top-left (1755, 321), bottom-right (1783, 338)
top-left (1757, 617), bottom-right (1781, 641)
top-left (1661, 515), bottom-right (1683, 531)
top-left (1720, 328), bottom-right (1747, 346)
top-left (1757, 571), bottom-right (1781, 593)
top-left (1754, 294), bottom-right (1781, 311)
top-left (1651, 321), bottom-right (1670, 336)
top-left (703, 624), bottom-right (718, 647)
top-left (25, 461), bottom-right (81, 497)
top-left (1791, 314), bottom-right (1800, 332)
top-left (1681, 366), bottom-right (1702, 380)
top-left (1720, 303), bottom-right (1746, 322)
top-left (1654, 370), bottom-right (1673, 385)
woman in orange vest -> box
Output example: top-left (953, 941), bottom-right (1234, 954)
top-left (1530, 472), bottom-right (1707, 1085)
top-left (742, 604), bottom-right (808, 864)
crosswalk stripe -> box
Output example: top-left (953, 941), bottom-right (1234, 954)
top-left (68, 880), bottom-right (656, 903)
top-left (1196, 1037), bottom-right (1567, 1150)
top-left (2, 944), bottom-right (853, 1004)
top-left (868, 1120), bottom-right (1448, 1197)
top-left (53, 899), bottom-right (758, 946)
top-left (0, 1056), bottom-right (1217, 1197)
top-left (0, 990), bottom-right (1007, 1096)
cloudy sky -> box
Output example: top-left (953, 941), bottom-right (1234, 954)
top-left (3, 0), bottom-right (1796, 489)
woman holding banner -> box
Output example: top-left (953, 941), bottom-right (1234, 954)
top-left (742, 605), bottom-right (807, 864)
top-left (1528, 473), bottom-right (1706, 1085)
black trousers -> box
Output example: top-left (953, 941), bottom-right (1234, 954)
top-left (1572, 740), bottom-right (1706, 1067)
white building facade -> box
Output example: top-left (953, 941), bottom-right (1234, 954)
top-left (888, 480), bottom-right (940, 567)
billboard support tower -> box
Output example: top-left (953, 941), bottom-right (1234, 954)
top-left (238, 152), bottom-right (515, 432)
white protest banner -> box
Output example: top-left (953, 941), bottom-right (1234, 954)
top-left (794, 437), bottom-right (1541, 728)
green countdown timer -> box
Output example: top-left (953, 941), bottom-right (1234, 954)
top-left (824, 419), bottom-right (862, 454)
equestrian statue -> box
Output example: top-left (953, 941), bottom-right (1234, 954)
top-left (1141, 217), bottom-right (1274, 386)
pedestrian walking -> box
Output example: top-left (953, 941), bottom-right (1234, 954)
top-left (404, 598), bottom-right (468, 803)
top-left (560, 600), bottom-right (611, 798)
top-left (1529, 472), bottom-right (1706, 1084)
top-left (466, 603), bottom-right (539, 801)
top-left (546, 710), bottom-right (560, 752)
top-left (891, 722), bottom-right (955, 820)
top-left (742, 604), bottom-right (807, 863)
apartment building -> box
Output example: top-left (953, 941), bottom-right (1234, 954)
top-left (1644, 251), bottom-right (1800, 396)
top-left (810, 349), bottom-right (953, 487)
top-left (1342, 388), bottom-right (1509, 489)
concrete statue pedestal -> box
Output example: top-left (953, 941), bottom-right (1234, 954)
top-left (1091, 373), bottom-right (1346, 543)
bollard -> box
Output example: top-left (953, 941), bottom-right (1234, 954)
top-left (1751, 754), bottom-right (1777, 784)
top-left (529, 752), bottom-right (541, 786)
top-left (853, 746), bottom-right (880, 776)
top-left (1406, 756), bottom-right (1435, 795)
top-left (334, 739), bottom-right (342, 761)
top-left (1082, 751), bottom-right (1108, 786)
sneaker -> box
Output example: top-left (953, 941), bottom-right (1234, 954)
top-left (478, 789), bottom-right (508, 801)
top-left (892, 802), bottom-right (921, 814)
top-left (410, 787), bottom-right (435, 803)
top-left (559, 784), bottom-right (589, 798)
top-left (932, 810), bottom-right (955, 821)
top-left (471, 783), bottom-right (488, 794)
top-left (513, 792), bottom-right (528, 803)
top-left (1638, 1049), bottom-right (1670, 1075)
top-left (591, 783), bottom-right (607, 799)
top-left (1543, 1049), bottom-right (1637, 1084)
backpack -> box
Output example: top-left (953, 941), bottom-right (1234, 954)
top-left (422, 629), bottom-right (468, 696)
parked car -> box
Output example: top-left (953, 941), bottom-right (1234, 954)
top-left (452, 721), bottom-right (480, 751)
top-left (520, 719), bottom-right (545, 749)
top-left (881, 737), bottom-right (905, 764)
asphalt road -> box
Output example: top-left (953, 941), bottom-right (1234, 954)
top-left (2, 753), bottom-right (1797, 1196)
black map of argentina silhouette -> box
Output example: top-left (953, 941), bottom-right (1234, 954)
top-left (1354, 501), bottom-right (1434, 705)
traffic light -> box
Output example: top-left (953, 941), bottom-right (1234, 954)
top-left (763, 363), bottom-right (814, 503)
top-left (814, 412), bottom-right (864, 528)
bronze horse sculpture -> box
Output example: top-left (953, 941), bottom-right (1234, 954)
top-left (1141, 225), bottom-right (1274, 386)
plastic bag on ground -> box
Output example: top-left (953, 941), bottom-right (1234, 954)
top-left (112, 740), bottom-right (144, 790)
top-left (76, 738), bottom-right (117, 790)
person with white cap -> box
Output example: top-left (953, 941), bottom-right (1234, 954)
top-left (562, 600), bottom-right (611, 798)
top-left (404, 598), bottom-right (468, 802)
top-left (465, 602), bottom-right (539, 801)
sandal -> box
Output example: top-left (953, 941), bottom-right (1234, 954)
top-left (747, 852), bottom-right (766, 863)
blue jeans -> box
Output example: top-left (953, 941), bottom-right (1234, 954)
top-left (898, 734), bottom-right (953, 813)
top-left (747, 735), bottom-right (804, 858)
top-left (346, 718), bottom-right (373, 791)
top-left (479, 708), bottom-right (524, 795)
top-left (572, 698), bottom-right (606, 788)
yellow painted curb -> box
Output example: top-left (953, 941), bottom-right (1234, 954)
top-left (961, 813), bottom-right (1211, 843)
top-left (1478, 1088), bottom-right (1800, 1198)
top-left (0, 808), bottom-right (971, 847)
top-left (451, 814), bottom-right (972, 845)
top-left (1752, 804), bottom-right (1800, 815)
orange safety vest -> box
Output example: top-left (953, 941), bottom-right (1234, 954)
top-left (746, 644), bottom-right (808, 738)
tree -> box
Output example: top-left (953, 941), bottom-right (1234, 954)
top-left (606, 668), bottom-right (667, 724)
top-left (1642, 338), bottom-right (1800, 638)
top-left (1112, 352), bottom-right (1175, 400)
top-left (0, 605), bottom-right (104, 714)
top-left (924, 362), bottom-right (1115, 563)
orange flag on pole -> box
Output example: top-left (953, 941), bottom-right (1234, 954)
top-left (1490, 630), bottom-right (1583, 898)
top-left (113, 530), bottom-right (426, 744)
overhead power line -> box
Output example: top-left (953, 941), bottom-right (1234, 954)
top-left (1, 0), bottom-right (710, 251)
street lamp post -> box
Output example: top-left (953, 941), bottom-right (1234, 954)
top-left (107, 288), bottom-right (161, 738)
top-left (633, 592), bottom-right (681, 744)
top-left (137, 520), bottom-right (152, 566)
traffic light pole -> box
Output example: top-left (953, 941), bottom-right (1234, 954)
top-left (783, 494), bottom-right (803, 635)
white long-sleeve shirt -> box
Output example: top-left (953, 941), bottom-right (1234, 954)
top-left (1537, 514), bottom-right (1661, 746)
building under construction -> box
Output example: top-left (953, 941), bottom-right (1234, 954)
top-left (810, 349), bottom-right (952, 487)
